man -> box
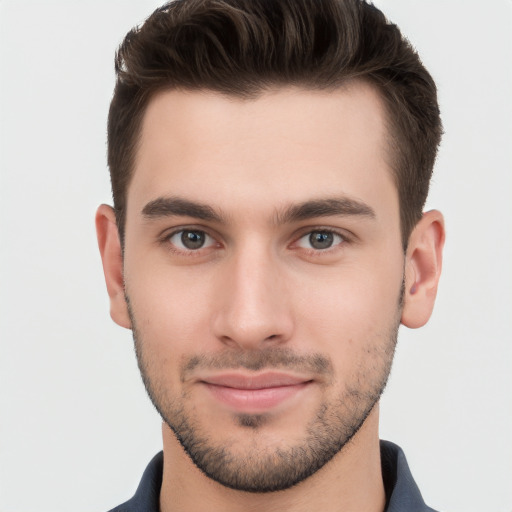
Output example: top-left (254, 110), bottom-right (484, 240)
top-left (96, 0), bottom-right (445, 510)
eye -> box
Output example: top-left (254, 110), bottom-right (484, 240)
top-left (296, 230), bottom-right (345, 250)
top-left (168, 229), bottom-right (216, 251)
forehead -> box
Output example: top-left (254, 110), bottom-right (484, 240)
top-left (127, 83), bottom-right (397, 225)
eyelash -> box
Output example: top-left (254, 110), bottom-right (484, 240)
top-left (160, 227), bottom-right (219, 256)
top-left (293, 228), bottom-right (349, 254)
top-left (159, 226), bottom-right (351, 256)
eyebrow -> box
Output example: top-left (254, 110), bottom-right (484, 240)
top-left (276, 197), bottom-right (376, 224)
top-left (142, 196), bottom-right (225, 223)
top-left (141, 196), bottom-right (375, 224)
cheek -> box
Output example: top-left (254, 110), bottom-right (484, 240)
top-left (125, 262), bottom-right (217, 359)
top-left (294, 258), bottom-right (403, 355)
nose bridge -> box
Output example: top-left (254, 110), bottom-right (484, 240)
top-left (212, 237), bottom-right (293, 348)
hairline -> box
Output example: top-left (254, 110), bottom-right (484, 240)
top-left (115, 78), bottom-right (409, 248)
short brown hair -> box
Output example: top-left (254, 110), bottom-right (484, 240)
top-left (108, 0), bottom-right (442, 248)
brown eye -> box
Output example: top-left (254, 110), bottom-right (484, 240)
top-left (181, 230), bottom-right (205, 249)
top-left (169, 230), bottom-right (214, 251)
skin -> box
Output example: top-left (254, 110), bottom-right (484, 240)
top-left (97, 83), bottom-right (444, 512)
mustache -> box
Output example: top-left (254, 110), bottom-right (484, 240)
top-left (181, 347), bottom-right (333, 379)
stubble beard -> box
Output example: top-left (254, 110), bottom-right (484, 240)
top-left (128, 298), bottom-right (400, 493)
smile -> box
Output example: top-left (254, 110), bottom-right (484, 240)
top-left (200, 372), bottom-right (313, 413)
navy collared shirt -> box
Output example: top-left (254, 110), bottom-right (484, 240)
top-left (108, 440), bottom-right (439, 512)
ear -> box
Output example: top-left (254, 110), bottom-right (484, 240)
top-left (401, 210), bottom-right (445, 329)
top-left (95, 204), bottom-right (131, 329)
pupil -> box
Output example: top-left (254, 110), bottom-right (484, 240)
top-left (310, 231), bottom-right (333, 249)
top-left (181, 230), bottom-right (205, 249)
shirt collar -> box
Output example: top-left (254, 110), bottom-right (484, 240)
top-left (109, 441), bottom-right (438, 512)
top-left (380, 440), bottom-right (438, 512)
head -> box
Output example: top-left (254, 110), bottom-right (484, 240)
top-left (108, 0), bottom-right (442, 250)
top-left (98, 0), bottom-right (444, 494)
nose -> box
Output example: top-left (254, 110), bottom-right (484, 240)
top-left (211, 242), bottom-right (294, 350)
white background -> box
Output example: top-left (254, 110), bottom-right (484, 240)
top-left (0, 1), bottom-right (511, 511)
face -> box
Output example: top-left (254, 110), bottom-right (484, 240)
top-left (121, 84), bottom-right (406, 491)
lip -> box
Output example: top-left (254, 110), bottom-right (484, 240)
top-left (200, 372), bottom-right (313, 412)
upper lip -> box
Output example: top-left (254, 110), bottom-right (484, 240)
top-left (200, 372), bottom-right (312, 389)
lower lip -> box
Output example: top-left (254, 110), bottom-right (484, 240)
top-left (203, 382), bottom-right (310, 412)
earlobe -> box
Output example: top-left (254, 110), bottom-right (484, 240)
top-left (95, 204), bottom-right (132, 329)
top-left (401, 210), bottom-right (445, 329)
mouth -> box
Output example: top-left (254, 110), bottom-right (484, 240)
top-left (199, 372), bottom-right (313, 413)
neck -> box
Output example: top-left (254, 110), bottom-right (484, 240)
top-left (160, 406), bottom-right (386, 512)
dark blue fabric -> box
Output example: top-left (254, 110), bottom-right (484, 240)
top-left (380, 440), bottom-right (439, 512)
top-left (108, 441), bottom-right (439, 511)
top-left (108, 452), bottom-right (162, 512)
